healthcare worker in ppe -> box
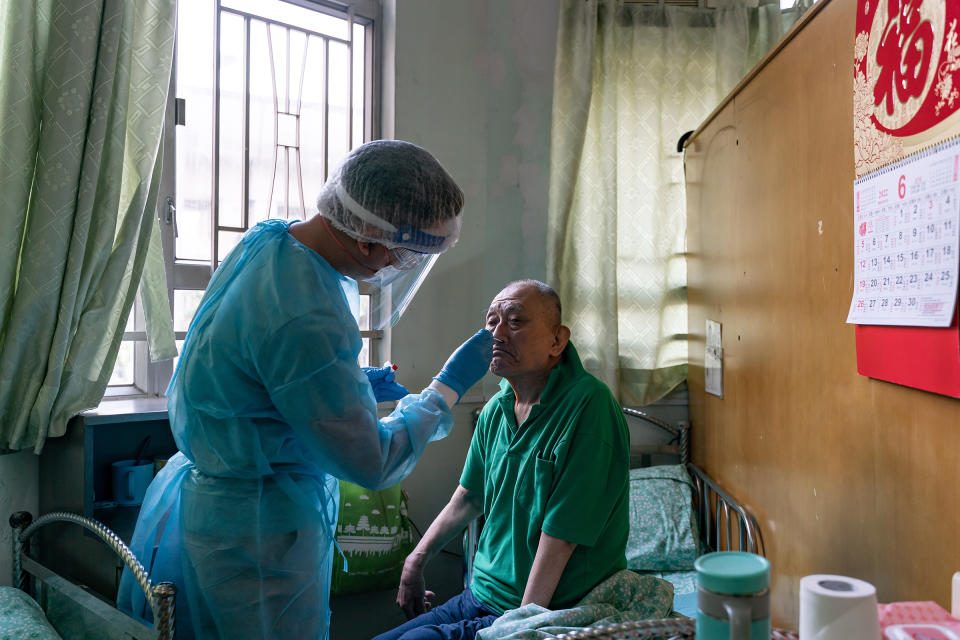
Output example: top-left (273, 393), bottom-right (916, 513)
top-left (118, 140), bottom-right (494, 640)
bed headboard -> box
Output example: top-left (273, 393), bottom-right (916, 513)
top-left (9, 511), bottom-right (176, 640)
top-left (624, 409), bottom-right (765, 557)
top-left (623, 407), bottom-right (689, 466)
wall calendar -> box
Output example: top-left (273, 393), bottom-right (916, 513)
top-left (847, 137), bottom-right (960, 327)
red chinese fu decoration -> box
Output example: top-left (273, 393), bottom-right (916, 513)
top-left (855, 0), bottom-right (960, 178)
top-left (854, 0), bottom-right (960, 398)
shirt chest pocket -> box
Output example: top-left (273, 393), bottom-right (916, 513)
top-left (515, 453), bottom-right (555, 519)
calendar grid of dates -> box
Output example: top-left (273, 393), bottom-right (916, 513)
top-left (848, 144), bottom-right (960, 327)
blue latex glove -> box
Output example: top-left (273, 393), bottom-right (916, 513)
top-left (363, 365), bottom-right (410, 402)
top-left (433, 329), bottom-right (494, 400)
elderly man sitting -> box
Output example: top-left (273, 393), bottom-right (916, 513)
top-left (374, 279), bottom-right (630, 640)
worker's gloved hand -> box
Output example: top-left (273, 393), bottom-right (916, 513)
top-left (433, 329), bottom-right (494, 400)
top-left (363, 365), bottom-right (410, 402)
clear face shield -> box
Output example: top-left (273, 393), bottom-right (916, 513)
top-left (366, 252), bottom-right (441, 330)
top-left (326, 184), bottom-right (463, 329)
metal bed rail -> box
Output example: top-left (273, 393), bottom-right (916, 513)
top-left (686, 464), bottom-right (765, 557)
top-left (622, 408), bottom-right (690, 465)
top-left (622, 408), bottom-right (764, 557)
top-left (9, 510), bottom-right (176, 640)
top-left (554, 616), bottom-right (798, 639)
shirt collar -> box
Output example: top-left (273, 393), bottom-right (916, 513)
top-left (496, 341), bottom-right (585, 408)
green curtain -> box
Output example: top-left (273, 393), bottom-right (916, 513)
top-left (0, 0), bottom-right (177, 453)
top-left (548, 0), bottom-right (795, 406)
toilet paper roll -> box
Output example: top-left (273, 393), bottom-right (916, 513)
top-left (799, 574), bottom-right (881, 640)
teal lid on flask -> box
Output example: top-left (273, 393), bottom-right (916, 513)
top-left (694, 551), bottom-right (770, 595)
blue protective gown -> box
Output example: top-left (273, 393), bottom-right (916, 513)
top-left (118, 220), bottom-right (454, 639)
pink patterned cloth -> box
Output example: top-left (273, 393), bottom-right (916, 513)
top-left (877, 601), bottom-right (960, 639)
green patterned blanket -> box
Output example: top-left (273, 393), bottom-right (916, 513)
top-left (475, 570), bottom-right (674, 640)
top-left (0, 587), bottom-right (62, 639)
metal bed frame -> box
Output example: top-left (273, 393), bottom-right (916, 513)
top-left (551, 410), bottom-right (783, 639)
top-left (623, 408), bottom-right (764, 557)
top-left (554, 616), bottom-right (799, 639)
top-left (9, 510), bottom-right (176, 640)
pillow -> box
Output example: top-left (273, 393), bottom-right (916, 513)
top-left (0, 586), bottom-right (63, 639)
top-left (626, 464), bottom-right (702, 571)
top-left (331, 481), bottom-right (416, 596)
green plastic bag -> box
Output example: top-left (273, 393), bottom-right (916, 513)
top-left (331, 481), bottom-right (416, 596)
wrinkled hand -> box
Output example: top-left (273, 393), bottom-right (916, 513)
top-left (362, 365), bottom-right (410, 402)
top-left (433, 329), bottom-right (494, 400)
top-left (396, 560), bottom-right (435, 620)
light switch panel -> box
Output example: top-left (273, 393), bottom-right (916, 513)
top-left (705, 319), bottom-right (723, 398)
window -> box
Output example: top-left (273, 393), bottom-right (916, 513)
top-left (108, 0), bottom-right (380, 398)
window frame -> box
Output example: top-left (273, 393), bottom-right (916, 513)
top-left (109, 0), bottom-right (382, 399)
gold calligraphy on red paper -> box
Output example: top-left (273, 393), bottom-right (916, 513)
top-left (855, 0), bottom-right (960, 177)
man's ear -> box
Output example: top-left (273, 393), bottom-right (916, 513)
top-left (357, 242), bottom-right (390, 263)
top-left (551, 325), bottom-right (571, 356)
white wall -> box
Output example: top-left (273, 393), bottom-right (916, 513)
top-left (386, 0), bottom-right (560, 597)
top-left (0, 451), bottom-right (39, 586)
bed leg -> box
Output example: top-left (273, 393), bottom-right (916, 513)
top-left (8, 511), bottom-right (33, 591)
top-left (153, 581), bottom-right (177, 639)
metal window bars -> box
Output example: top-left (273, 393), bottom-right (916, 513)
top-left (211, 1), bottom-right (366, 264)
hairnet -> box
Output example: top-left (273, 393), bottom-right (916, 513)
top-left (317, 140), bottom-right (464, 254)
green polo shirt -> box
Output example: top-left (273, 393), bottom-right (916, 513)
top-left (460, 342), bottom-right (629, 613)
